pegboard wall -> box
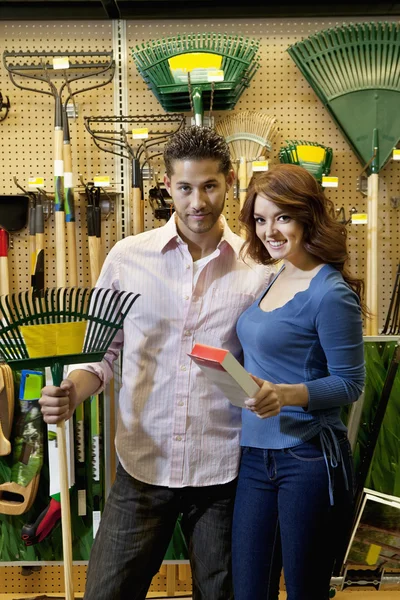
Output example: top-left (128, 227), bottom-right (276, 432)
top-left (0, 17), bottom-right (399, 329)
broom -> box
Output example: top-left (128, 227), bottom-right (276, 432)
top-left (215, 110), bottom-right (278, 209)
top-left (0, 287), bottom-right (140, 600)
top-left (287, 21), bottom-right (400, 335)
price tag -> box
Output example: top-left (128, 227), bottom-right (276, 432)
top-left (53, 56), bottom-right (70, 70)
top-left (351, 213), bottom-right (368, 224)
top-left (392, 149), bottom-right (400, 161)
top-left (132, 128), bottom-right (149, 139)
top-left (321, 176), bottom-right (339, 188)
top-left (207, 70), bottom-right (224, 82)
top-left (93, 176), bottom-right (110, 188)
top-left (28, 177), bottom-right (45, 189)
top-left (252, 160), bottom-right (269, 172)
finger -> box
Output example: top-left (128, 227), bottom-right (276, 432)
top-left (41, 385), bottom-right (67, 397)
top-left (255, 408), bottom-right (281, 419)
top-left (39, 396), bottom-right (70, 409)
top-left (250, 374), bottom-right (265, 388)
top-left (60, 378), bottom-right (74, 391)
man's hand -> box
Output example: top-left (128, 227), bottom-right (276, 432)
top-left (39, 379), bottom-right (79, 424)
top-left (244, 375), bottom-right (284, 419)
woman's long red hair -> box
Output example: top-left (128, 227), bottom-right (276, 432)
top-left (239, 164), bottom-right (367, 314)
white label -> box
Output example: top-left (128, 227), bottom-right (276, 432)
top-left (64, 172), bottom-right (73, 188)
top-left (322, 176), bottom-right (339, 188)
top-left (93, 511), bottom-right (101, 539)
top-left (94, 176), bottom-right (110, 188)
top-left (28, 177), bottom-right (45, 189)
top-left (207, 70), bottom-right (224, 82)
top-left (53, 56), bottom-right (70, 70)
top-left (132, 128), bottom-right (149, 139)
top-left (252, 160), bottom-right (269, 172)
top-left (351, 213), bottom-right (368, 224)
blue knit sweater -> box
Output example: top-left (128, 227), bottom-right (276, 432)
top-left (237, 263), bottom-right (365, 450)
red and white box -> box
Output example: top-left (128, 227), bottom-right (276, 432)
top-left (188, 343), bottom-right (260, 408)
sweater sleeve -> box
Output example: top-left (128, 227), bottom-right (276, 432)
top-left (304, 283), bottom-right (365, 411)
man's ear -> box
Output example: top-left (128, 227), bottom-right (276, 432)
top-left (164, 173), bottom-right (172, 195)
top-left (226, 168), bottom-right (235, 191)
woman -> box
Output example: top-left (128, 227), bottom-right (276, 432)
top-left (232, 164), bottom-right (366, 600)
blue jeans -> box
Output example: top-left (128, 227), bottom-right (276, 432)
top-left (232, 434), bottom-right (354, 600)
top-left (84, 463), bottom-right (236, 600)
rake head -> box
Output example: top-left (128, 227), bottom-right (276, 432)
top-left (279, 140), bottom-right (333, 181)
top-left (84, 113), bottom-right (186, 161)
top-left (0, 287), bottom-right (140, 371)
top-left (287, 22), bottom-right (400, 172)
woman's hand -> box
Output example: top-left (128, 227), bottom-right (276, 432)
top-left (244, 375), bottom-right (284, 419)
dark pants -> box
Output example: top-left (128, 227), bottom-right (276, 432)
top-left (84, 463), bottom-right (236, 600)
top-left (232, 435), bottom-right (354, 600)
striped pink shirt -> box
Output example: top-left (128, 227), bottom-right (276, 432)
top-left (77, 216), bottom-right (272, 487)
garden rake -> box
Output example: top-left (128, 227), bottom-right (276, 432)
top-left (84, 114), bottom-right (185, 235)
top-left (215, 110), bottom-right (278, 209)
top-left (279, 140), bottom-right (333, 183)
top-left (3, 50), bottom-right (115, 289)
top-left (287, 21), bottom-right (400, 334)
top-left (131, 33), bottom-right (260, 126)
top-left (0, 286), bottom-right (140, 600)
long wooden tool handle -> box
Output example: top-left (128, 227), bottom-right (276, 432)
top-left (238, 157), bottom-right (248, 211)
top-left (0, 229), bottom-right (10, 297)
top-left (54, 125), bottom-right (66, 288)
top-left (132, 158), bottom-right (144, 236)
top-left (57, 420), bottom-right (74, 600)
top-left (64, 118), bottom-right (78, 287)
top-left (367, 173), bottom-right (379, 335)
top-left (29, 205), bottom-right (36, 285)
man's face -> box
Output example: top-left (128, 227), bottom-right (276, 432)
top-left (164, 159), bottom-right (233, 237)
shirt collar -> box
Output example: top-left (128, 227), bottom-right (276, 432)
top-left (156, 214), bottom-right (243, 258)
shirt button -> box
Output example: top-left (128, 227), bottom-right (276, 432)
top-left (180, 365), bottom-right (187, 371)
top-left (184, 295), bottom-right (190, 300)
top-left (184, 330), bottom-right (191, 336)
top-left (186, 264), bottom-right (190, 270)
top-left (175, 435), bottom-right (182, 441)
top-left (177, 401), bottom-right (184, 406)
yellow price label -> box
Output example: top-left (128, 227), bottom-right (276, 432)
top-left (207, 70), bottom-right (224, 82)
top-left (132, 128), bottom-right (149, 139)
top-left (252, 160), bottom-right (269, 172)
top-left (93, 176), bottom-right (110, 188)
top-left (28, 177), bottom-right (45, 188)
top-left (321, 176), bottom-right (339, 188)
top-left (351, 213), bottom-right (368, 224)
top-left (53, 56), bottom-right (70, 70)
top-left (392, 149), bottom-right (400, 161)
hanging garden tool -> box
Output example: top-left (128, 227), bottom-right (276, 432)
top-left (215, 110), bottom-right (278, 209)
top-left (3, 50), bottom-right (115, 289)
top-left (0, 369), bottom-right (44, 516)
top-left (0, 91), bottom-right (10, 122)
top-left (287, 21), bottom-right (400, 334)
top-left (0, 194), bottom-right (30, 295)
top-left (0, 364), bottom-right (14, 456)
top-left (0, 287), bottom-right (140, 600)
top-left (279, 140), bottom-right (333, 183)
top-left (84, 114), bottom-right (185, 235)
top-left (382, 263), bottom-right (400, 335)
top-left (62, 102), bottom-right (78, 287)
top-left (131, 34), bottom-right (260, 126)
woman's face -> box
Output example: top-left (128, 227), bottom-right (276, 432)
top-left (253, 194), bottom-right (306, 264)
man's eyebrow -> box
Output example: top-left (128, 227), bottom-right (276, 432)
top-left (175, 178), bottom-right (219, 185)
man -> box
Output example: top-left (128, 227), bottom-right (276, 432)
top-left (39, 126), bottom-right (272, 600)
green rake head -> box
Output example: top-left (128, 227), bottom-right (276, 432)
top-left (287, 21), bottom-right (400, 174)
top-left (0, 287), bottom-right (140, 383)
top-left (279, 140), bottom-right (333, 182)
top-left (131, 33), bottom-right (260, 125)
